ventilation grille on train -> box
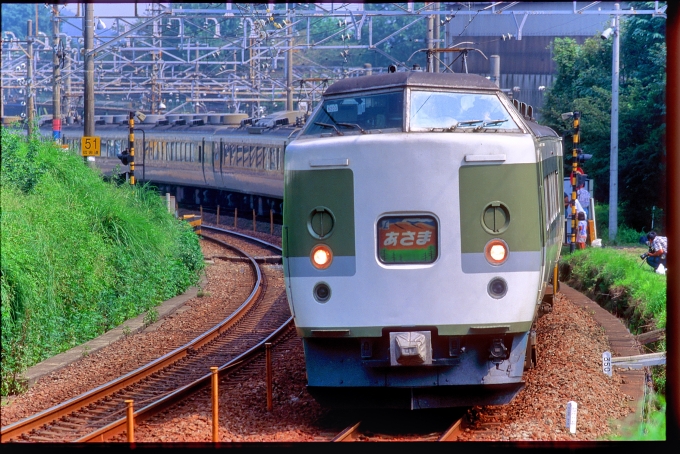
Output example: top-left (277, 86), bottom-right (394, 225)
top-left (512, 99), bottom-right (535, 122)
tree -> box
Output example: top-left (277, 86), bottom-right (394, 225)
top-left (540, 2), bottom-right (666, 233)
top-left (1, 4), bottom-right (54, 40)
top-left (617, 4), bottom-right (666, 231)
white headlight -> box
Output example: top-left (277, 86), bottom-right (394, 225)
top-left (311, 244), bottom-right (333, 269)
top-left (485, 239), bottom-right (509, 265)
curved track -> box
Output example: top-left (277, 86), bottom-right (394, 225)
top-left (1, 230), bottom-right (291, 443)
top-left (1, 223), bottom-right (648, 442)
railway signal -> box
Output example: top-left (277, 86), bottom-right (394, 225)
top-left (567, 150), bottom-right (592, 188)
top-left (561, 111), bottom-right (584, 252)
top-left (128, 112), bottom-right (136, 185)
top-left (116, 148), bottom-right (131, 166)
top-left (116, 112), bottom-right (146, 184)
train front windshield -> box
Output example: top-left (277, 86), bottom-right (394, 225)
top-left (302, 89), bottom-right (520, 136)
top-left (302, 91), bottom-right (404, 136)
top-left (409, 91), bottom-right (520, 132)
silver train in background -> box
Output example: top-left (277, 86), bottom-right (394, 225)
top-left (40, 110), bottom-right (305, 214)
top-left (283, 71), bottom-right (564, 409)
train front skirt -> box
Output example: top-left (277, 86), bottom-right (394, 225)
top-left (301, 330), bottom-right (530, 409)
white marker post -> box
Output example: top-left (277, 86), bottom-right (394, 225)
top-left (566, 401), bottom-right (578, 434)
top-left (602, 351), bottom-right (612, 377)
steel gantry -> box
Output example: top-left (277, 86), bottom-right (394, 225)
top-left (1, 2), bottom-right (668, 123)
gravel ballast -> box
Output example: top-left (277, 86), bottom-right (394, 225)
top-left (1, 233), bottom-right (641, 441)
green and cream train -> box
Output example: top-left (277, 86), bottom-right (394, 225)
top-left (282, 71), bottom-right (564, 409)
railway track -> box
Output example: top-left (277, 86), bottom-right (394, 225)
top-left (1, 219), bottom-right (647, 442)
top-left (1, 228), bottom-right (290, 443)
top-left (332, 412), bottom-right (467, 442)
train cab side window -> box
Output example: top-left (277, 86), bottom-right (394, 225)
top-left (302, 91), bottom-right (404, 136)
top-left (543, 170), bottom-right (560, 228)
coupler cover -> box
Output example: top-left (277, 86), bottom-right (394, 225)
top-left (389, 331), bottom-right (432, 366)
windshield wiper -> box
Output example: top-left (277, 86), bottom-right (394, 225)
top-left (457, 120), bottom-right (484, 127)
top-left (482, 119), bottom-right (508, 127)
top-left (471, 119), bottom-right (510, 132)
top-left (337, 122), bottom-right (367, 134)
top-left (448, 119), bottom-right (482, 131)
top-left (314, 122), bottom-right (344, 136)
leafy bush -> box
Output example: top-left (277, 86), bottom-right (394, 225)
top-left (561, 244), bottom-right (666, 439)
top-left (561, 247), bottom-right (666, 330)
top-left (608, 393), bottom-right (666, 441)
top-left (594, 203), bottom-right (650, 246)
top-left (560, 246), bottom-right (666, 395)
top-left (1, 130), bottom-right (204, 395)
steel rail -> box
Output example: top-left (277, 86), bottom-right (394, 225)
top-left (77, 316), bottom-right (295, 442)
top-left (1, 235), bottom-right (263, 443)
top-left (331, 414), bottom-right (466, 442)
top-left (332, 422), bottom-right (362, 442)
top-left (438, 416), bottom-right (466, 441)
top-left (200, 224), bottom-right (282, 254)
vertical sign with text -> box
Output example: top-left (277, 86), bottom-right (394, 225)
top-left (566, 401), bottom-right (578, 434)
top-left (602, 351), bottom-right (612, 377)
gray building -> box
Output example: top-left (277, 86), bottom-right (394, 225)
top-left (441, 2), bottom-right (625, 118)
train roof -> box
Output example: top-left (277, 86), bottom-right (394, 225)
top-left (526, 122), bottom-right (559, 138)
top-left (323, 72), bottom-right (499, 96)
top-left (46, 120), bottom-right (299, 140)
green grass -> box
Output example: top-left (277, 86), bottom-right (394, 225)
top-left (559, 244), bottom-right (667, 440)
top-left (1, 129), bottom-right (204, 396)
top-left (560, 247), bottom-right (666, 331)
top-left (608, 393), bottom-right (666, 441)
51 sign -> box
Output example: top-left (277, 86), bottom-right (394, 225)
top-left (81, 136), bottom-right (101, 156)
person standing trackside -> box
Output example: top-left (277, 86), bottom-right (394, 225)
top-left (564, 193), bottom-right (585, 244)
top-left (577, 183), bottom-right (591, 219)
top-left (576, 212), bottom-right (587, 250)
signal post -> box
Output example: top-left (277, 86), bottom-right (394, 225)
top-left (128, 112), bottom-right (135, 185)
top-left (570, 111), bottom-right (581, 253)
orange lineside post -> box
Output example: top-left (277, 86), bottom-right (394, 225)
top-left (125, 399), bottom-right (135, 442)
top-left (211, 367), bottom-right (219, 442)
top-left (234, 208), bottom-right (238, 228)
top-left (253, 209), bottom-right (256, 232)
top-left (265, 343), bottom-right (273, 411)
